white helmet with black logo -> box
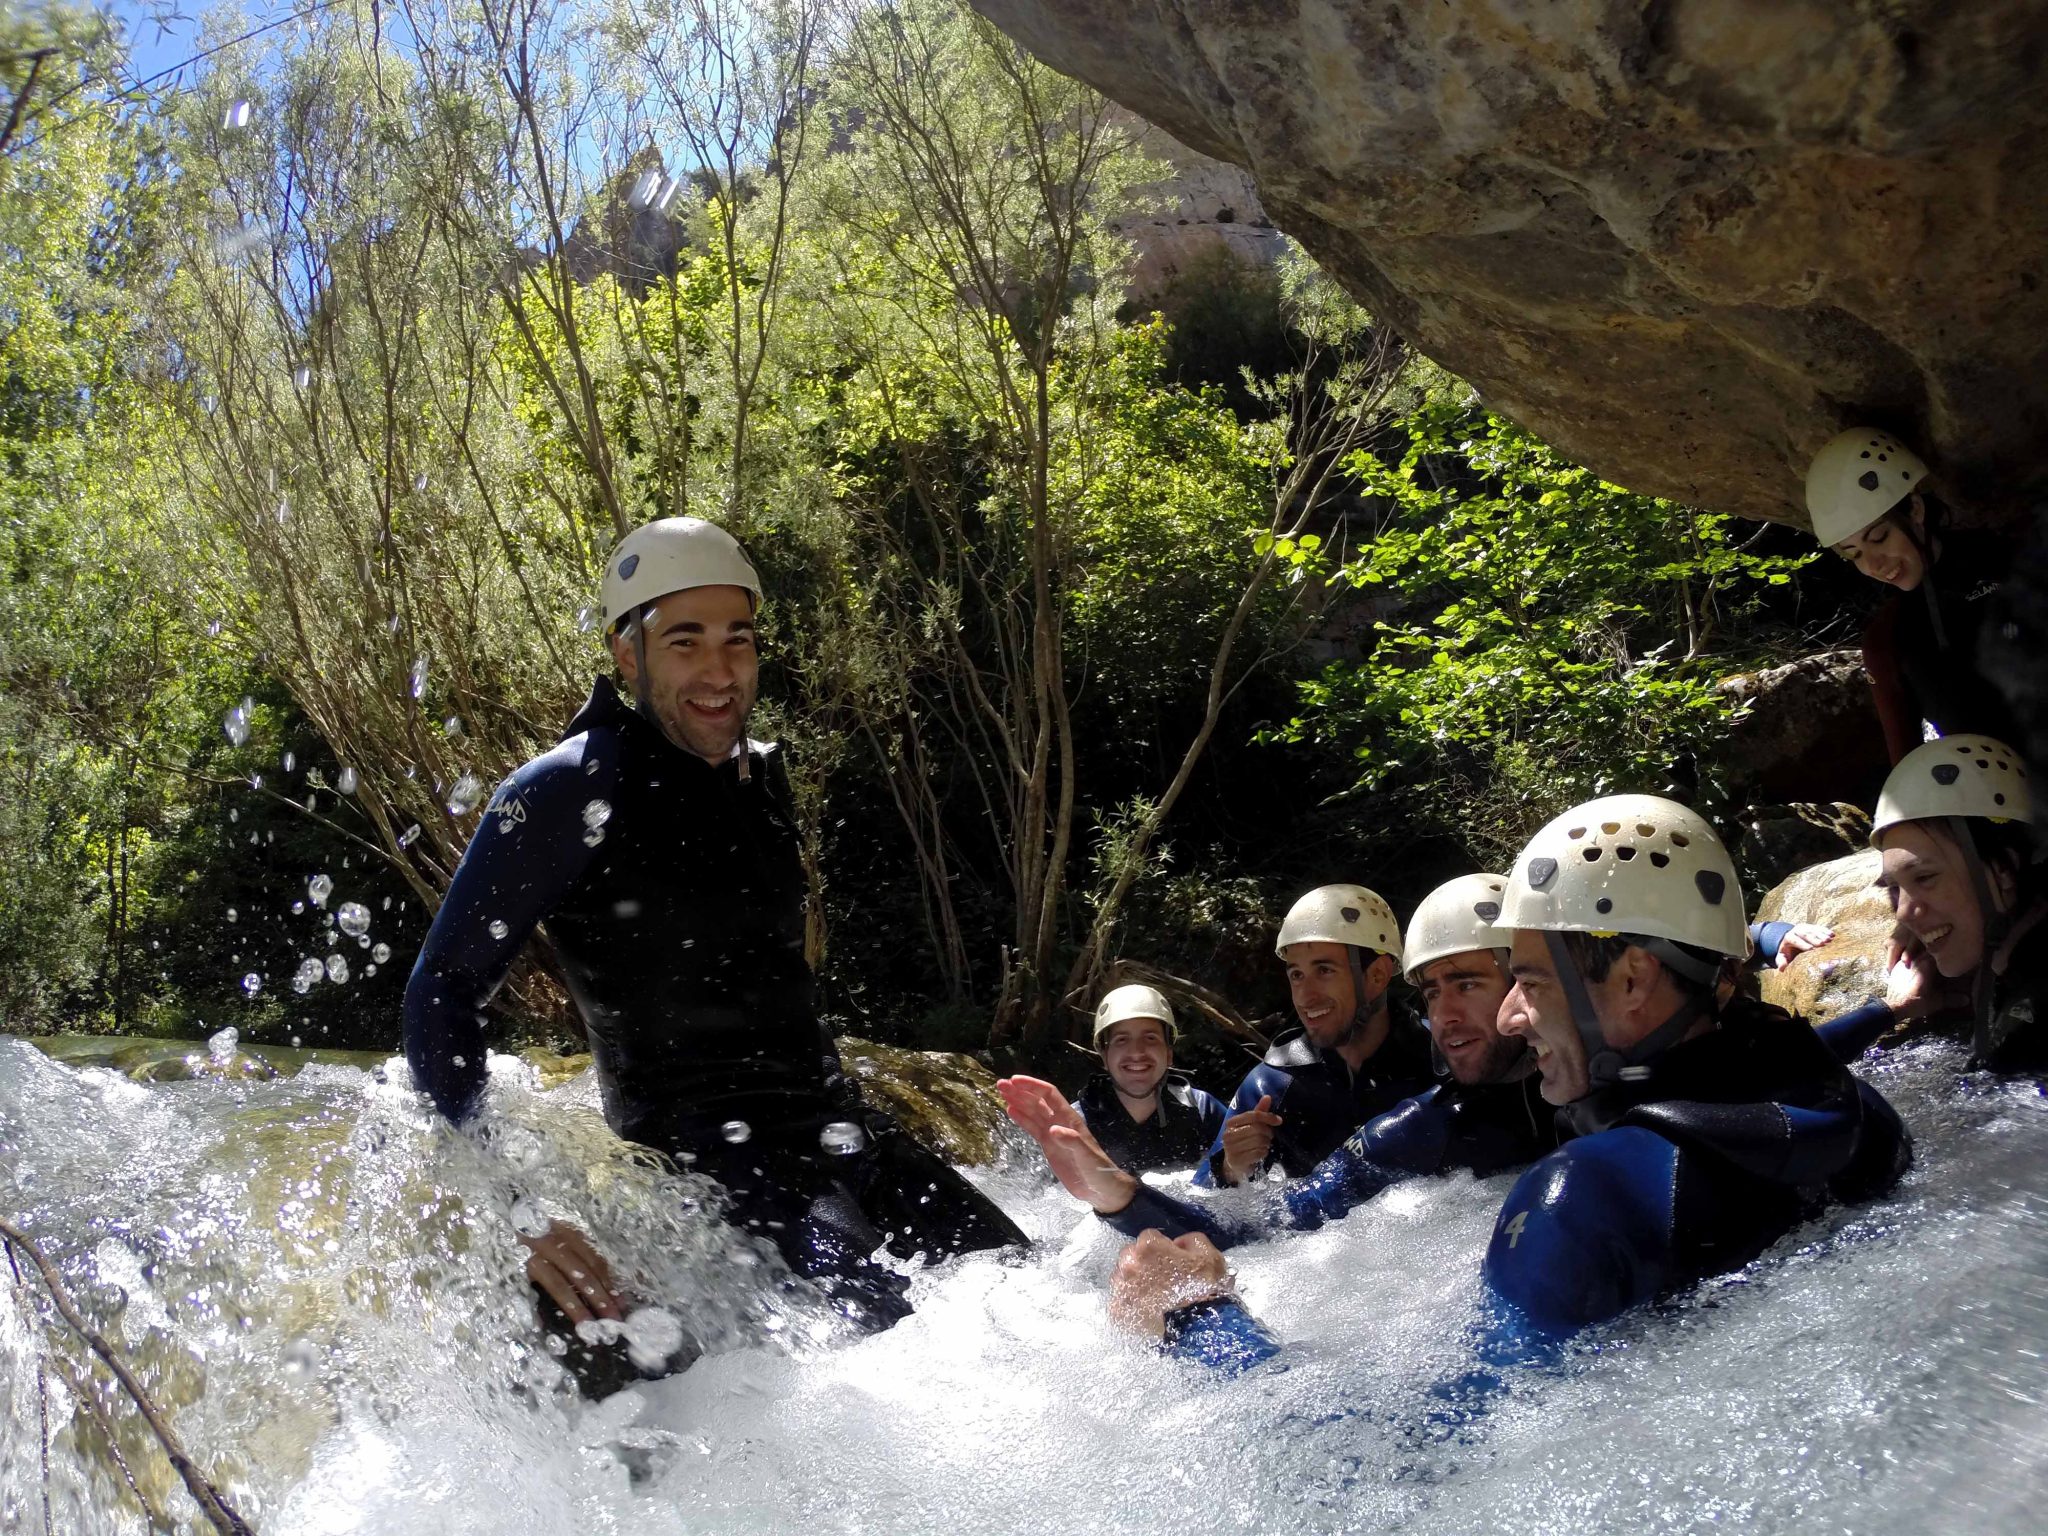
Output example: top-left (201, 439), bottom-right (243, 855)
top-left (600, 517), bottom-right (761, 634)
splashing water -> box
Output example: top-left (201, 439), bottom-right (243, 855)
top-left (324, 955), bottom-right (350, 985)
top-left (337, 766), bottom-right (359, 796)
top-left (819, 1121), bottom-right (866, 1156)
top-left (445, 716), bottom-right (464, 738)
top-left (207, 1027), bottom-right (239, 1065)
top-left (576, 606), bottom-right (598, 633)
top-left (241, 973), bottom-right (262, 998)
top-left (446, 775), bottom-right (485, 817)
top-left (488, 919), bottom-right (510, 941)
top-left (223, 700), bottom-right (252, 746)
top-left (308, 874), bottom-right (334, 908)
top-left (337, 903), bottom-right (372, 939)
top-left (582, 800), bottom-right (612, 830)
top-left (398, 824), bottom-right (422, 848)
top-left (372, 943), bottom-right (391, 965)
top-left (291, 957), bottom-right (324, 994)
top-left (720, 1120), bottom-right (752, 1145)
top-left (221, 99), bottom-right (252, 130)
top-left (1, 1042), bottom-right (2045, 1534)
top-left (292, 366), bottom-right (312, 390)
top-left (408, 655), bottom-right (430, 701)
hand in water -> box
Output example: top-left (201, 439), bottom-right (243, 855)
top-left (997, 1076), bottom-right (1138, 1214)
top-left (1775, 923), bottom-right (1836, 969)
top-left (1108, 1230), bottom-right (1234, 1339)
top-left (520, 1220), bottom-right (623, 1327)
top-left (1217, 1095), bottom-right (1283, 1185)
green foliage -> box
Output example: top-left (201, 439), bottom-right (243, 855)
top-left (1272, 404), bottom-right (1813, 859)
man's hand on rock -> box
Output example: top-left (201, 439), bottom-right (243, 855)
top-left (1107, 1230), bottom-right (1234, 1339)
top-left (996, 1076), bottom-right (1138, 1214)
top-left (1216, 1095), bottom-right (1282, 1186)
top-left (520, 1219), bottom-right (623, 1327)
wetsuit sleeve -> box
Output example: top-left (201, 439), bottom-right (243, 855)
top-left (1192, 1065), bottom-right (1285, 1188)
top-left (1749, 920), bottom-right (1795, 969)
top-left (1480, 1129), bottom-right (1681, 1346)
top-left (1102, 1089), bottom-right (1449, 1249)
top-left (1815, 999), bottom-right (1894, 1062)
top-left (1161, 1298), bottom-right (1281, 1376)
top-left (402, 738), bottom-right (615, 1123)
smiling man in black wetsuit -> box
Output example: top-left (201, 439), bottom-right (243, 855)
top-left (403, 517), bottom-right (1023, 1385)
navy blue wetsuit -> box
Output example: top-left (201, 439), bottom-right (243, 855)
top-left (1072, 1073), bottom-right (1228, 1175)
top-left (1164, 1001), bottom-right (1911, 1374)
top-left (1195, 1012), bottom-right (1436, 1186)
top-left (404, 677), bottom-right (1024, 1351)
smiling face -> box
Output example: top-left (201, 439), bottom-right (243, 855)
top-left (1832, 504), bottom-right (1927, 591)
top-left (1100, 1018), bottom-right (1172, 1101)
top-left (1416, 950), bottom-right (1523, 1085)
top-left (1877, 820), bottom-right (2014, 977)
top-left (1498, 930), bottom-right (1595, 1104)
top-left (1281, 940), bottom-right (1369, 1051)
top-left (609, 584), bottom-right (759, 765)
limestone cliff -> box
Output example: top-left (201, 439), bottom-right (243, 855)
top-left (970, 0), bottom-right (2048, 527)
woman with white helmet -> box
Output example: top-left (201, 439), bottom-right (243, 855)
top-left (1804, 426), bottom-right (2018, 762)
top-left (1867, 736), bottom-right (2045, 1070)
top-left (1069, 984), bottom-right (1228, 1174)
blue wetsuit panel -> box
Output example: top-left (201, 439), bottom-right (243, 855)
top-left (1162, 1298), bottom-right (1282, 1376)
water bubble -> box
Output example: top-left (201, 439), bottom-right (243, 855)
top-left (575, 1317), bottom-right (624, 1347)
top-left (326, 930), bottom-right (340, 948)
top-left (488, 919), bottom-right (510, 941)
top-left (363, 963), bottom-right (376, 977)
top-left (337, 901), bottom-right (371, 938)
top-left (336, 765), bottom-right (359, 795)
top-left (820, 1121), bottom-right (866, 1156)
top-left (282, 750), bottom-right (296, 772)
top-left (582, 799), bottom-right (613, 830)
top-left (229, 808), bottom-right (239, 823)
top-left (409, 655), bottom-right (429, 700)
top-left (202, 394), bottom-right (218, 415)
top-left (208, 619), bottom-right (223, 638)
top-left (446, 774), bottom-right (484, 815)
top-left (628, 167), bottom-right (662, 209)
top-left (291, 958), bottom-right (321, 994)
top-left (223, 700), bottom-right (251, 746)
top-left (623, 1306), bottom-right (685, 1371)
top-left (281, 1337), bottom-right (320, 1383)
top-left (275, 496), bottom-right (290, 526)
top-left (290, 900), bottom-right (305, 915)
top-left (325, 954), bottom-right (349, 985)
top-left (398, 824), bottom-right (421, 848)
top-left (372, 942), bottom-right (391, 964)
top-left (357, 935), bottom-right (370, 949)
top-left (207, 1026), bottom-right (239, 1063)
top-left (509, 1197), bottom-right (551, 1238)
top-left (241, 972), bottom-right (262, 997)
top-left (293, 365), bottom-right (312, 390)
top-left (308, 873), bottom-right (334, 908)
top-left (576, 605), bottom-right (598, 633)
top-left (386, 614), bottom-right (401, 635)
top-left (582, 825), bottom-right (606, 848)
top-left (444, 716), bottom-right (464, 738)
top-left (413, 471), bottom-right (429, 493)
top-left (720, 1120), bottom-right (753, 1145)
top-left (222, 99), bottom-right (252, 130)
top-left (226, 908), bottom-right (238, 922)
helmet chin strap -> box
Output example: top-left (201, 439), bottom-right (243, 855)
top-left (1346, 947), bottom-right (1387, 1035)
top-left (1901, 508), bottom-right (1947, 648)
top-left (1543, 931), bottom-right (1713, 1089)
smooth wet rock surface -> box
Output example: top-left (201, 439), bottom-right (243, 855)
top-left (970, 0), bottom-right (2048, 525)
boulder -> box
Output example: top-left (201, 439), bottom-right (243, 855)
top-left (838, 1036), bottom-right (1010, 1167)
top-left (1754, 848), bottom-right (1894, 1021)
top-left (970, 0), bottom-right (2048, 527)
top-left (1716, 650), bottom-right (1889, 806)
top-left (1730, 800), bottom-right (1872, 897)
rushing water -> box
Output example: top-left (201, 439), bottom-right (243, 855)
top-left (0, 1034), bottom-right (2043, 1534)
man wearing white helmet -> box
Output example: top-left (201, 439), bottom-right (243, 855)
top-left (405, 517), bottom-right (1023, 1394)
top-left (997, 874), bottom-right (1560, 1271)
top-left (1804, 426), bottom-right (2016, 762)
top-left (1852, 737), bottom-right (2045, 1072)
top-left (1069, 985), bottom-right (1228, 1174)
top-left (1194, 883), bottom-right (1435, 1186)
top-left (1479, 794), bottom-right (1911, 1345)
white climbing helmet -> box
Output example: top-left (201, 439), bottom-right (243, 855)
top-left (1275, 884), bottom-right (1403, 963)
top-left (1092, 983), bottom-right (1177, 1047)
top-left (1805, 427), bottom-right (1929, 547)
top-left (1403, 873), bottom-right (1511, 983)
top-left (1872, 736), bottom-right (2034, 842)
top-left (599, 517), bottom-right (761, 634)
top-left (1502, 794), bottom-right (1748, 958)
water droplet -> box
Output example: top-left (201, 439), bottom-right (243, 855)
top-left (581, 825), bottom-right (606, 848)
top-left (275, 495), bottom-right (290, 526)
top-left (201, 394), bottom-right (218, 414)
top-left (326, 930), bottom-right (340, 948)
top-left (325, 953), bottom-right (349, 984)
top-left (226, 908), bottom-right (238, 922)
top-left (386, 614), bottom-right (401, 635)
top-left (207, 1026), bottom-right (239, 1063)
top-left (576, 605), bottom-right (597, 633)
top-left (336, 765), bottom-right (359, 795)
top-left (372, 942), bottom-right (391, 964)
top-left (628, 167), bottom-right (662, 209)
top-left (509, 1197), bottom-right (551, 1238)
top-left (223, 700), bottom-right (251, 746)
top-left (241, 972), bottom-right (262, 997)
top-left (308, 873), bottom-right (333, 908)
top-left (337, 901), bottom-right (371, 938)
top-left (207, 619), bottom-right (223, 638)
top-left (820, 1121), bottom-right (866, 1156)
top-left (222, 99), bottom-right (252, 130)
top-left (363, 963), bottom-right (377, 977)
top-left (623, 1305), bottom-right (685, 1371)
top-left (293, 365), bottom-right (312, 390)
top-left (409, 655), bottom-right (429, 700)
top-left (446, 773), bottom-right (484, 816)
top-left (290, 899), bottom-right (305, 915)
top-left (292, 957), bottom-right (324, 993)
top-left (413, 471), bottom-right (428, 493)
top-left (582, 799), bottom-right (612, 830)
top-left (398, 823), bottom-right (422, 848)
top-left (612, 899), bottom-right (642, 919)
top-left (357, 934), bottom-right (369, 949)
top-left (281, 1337), bottom-right (320, 1382)
top-left (487, 918), bottom-right (509, 941)
top-left (720, 1120), bottom-right (753, 1144)
top-left (444, 716), bottom-right (463, 738)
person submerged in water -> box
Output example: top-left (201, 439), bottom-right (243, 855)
top-left (1094, 797), bottom-right (1914, 1376)
top-left (1001, 872), bottom-right (1559, 1252)
top-left (1070, 985), bottom-right (1227, 1175)
top-left (1197, 884), bottom-right (1436, 1187)
top-left (403, 517), bottom-right (1024, 1393)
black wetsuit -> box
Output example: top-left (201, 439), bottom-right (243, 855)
top-left (1071, 1073), bottom-right (1228, 1175)
top-left (404, 677), bottom-right (1024, 1374)
top-left (1194, 1011), bottom-right (1437, 1184)
top-left (1865, 530), bottom-right (2020, 759)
